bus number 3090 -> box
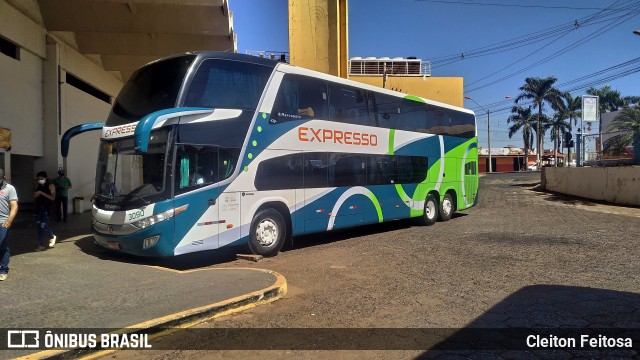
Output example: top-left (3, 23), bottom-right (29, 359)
top-left (128, 210), bottom-right (145, 221)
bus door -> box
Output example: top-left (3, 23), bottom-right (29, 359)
top-left (217, 148), bottom-right (243, 248)
top-left (218, 191), bottom-right (241, 248)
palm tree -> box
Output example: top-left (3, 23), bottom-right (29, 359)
top-left (507, 106), bottom-right (536, 170)
top-left (545, 114), bottom-right (570, 167)
top-left (603, 106), bottom-right (640, 164)
top-left (587, 85), bottom-right (624, 113)
top-left (623, 96), bottom-right (640, 107)
top-left (554, 93), bottom-right (581, 166)
top-left (587, 85), bottom-right (624, 136)
top-left (515, 77), bottom-right (563, 169)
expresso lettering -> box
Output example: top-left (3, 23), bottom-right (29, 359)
top-left (298, 127), bottom-right (378, 146)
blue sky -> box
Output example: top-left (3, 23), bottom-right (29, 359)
top-left (231, 0), bottom-right (640, 149)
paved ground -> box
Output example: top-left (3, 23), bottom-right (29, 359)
top-left (3, 172), bottom-right (640, 359)
top-left (0, 209), bottom-right (286, 359)
top-left (97, 172), bottom-right (640, 359)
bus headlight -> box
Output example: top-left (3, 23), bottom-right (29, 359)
top-left (133, 205), bottom-right (188, 229)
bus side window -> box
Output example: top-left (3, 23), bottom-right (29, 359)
top-left (400, 99), bottom-right (428, 132)
top-left (218, 147), bottom-right (241, 180)
top-left (329, 153), bottom-right (364, 187)
top-left (303, 152), bottom-right (328, 188)
top-left (272, 74), bottom-right (328, 123)
top-left (328, 84), bottom-right (369, 125)
top-left (369, 92), bottom-right (401, 129)
top-left (176, 145), bottom-right (218, 194)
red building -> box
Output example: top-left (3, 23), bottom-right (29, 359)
top-left (478, 148), bottom-right (537, 173)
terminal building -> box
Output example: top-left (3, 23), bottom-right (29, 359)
top-left (0, 0), bottom-right (235, 209)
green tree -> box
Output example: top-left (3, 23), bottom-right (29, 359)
top-left (507, 106), bottom-right (536, 170)
top-left (553, 92), bottom-right (581, 166)
top-left (587, 85), bottom-right (624, 136)
top-left (545, 114), bottom-right (570, 167)
top-left (603, 106), bottom-right (640, 164)
top-left (515, 76), bottom-right (563, 169)
top-left (587, 85), bottom-right (624, 113)
top-left (623, 96), bottom-right (640, 107)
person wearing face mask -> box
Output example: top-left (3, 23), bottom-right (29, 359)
top-left (33, 171), bottom-right (56, 251)
top-left (0, 168), bottom-right (18, 281)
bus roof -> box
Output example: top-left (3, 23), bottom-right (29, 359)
top-left (148, 51), bottom-right (280, 69)
top-left (143, 52), bottom-right (474, 117)
top-left (274, 62), bottom-right (475, 116)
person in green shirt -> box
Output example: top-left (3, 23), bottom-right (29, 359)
top-left (52, 170), bottom-right (72, 222)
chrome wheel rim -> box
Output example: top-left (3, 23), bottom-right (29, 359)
top-left (426, 200), bottom-right (436, 220)
top-left (256, 219), bottom-right (278, 247)
top-left (442, 198), bottom-right (452, 216)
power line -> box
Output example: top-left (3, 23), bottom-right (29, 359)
top-left (416, 0), bottom-right (636, 11)
top-left (430, 6), bottom-right (635, 66)
top-left (468, 56), bottom-right (640, 118)
top-left (465, 1), bottom-right (640, 93)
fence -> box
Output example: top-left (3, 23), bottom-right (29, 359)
top-left (578, 130), bottom-right (635, 166)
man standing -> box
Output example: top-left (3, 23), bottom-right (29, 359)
top-left (0, 168), bottom-right (19, 281)
top-left (53, 170), bottom-right (72, 222)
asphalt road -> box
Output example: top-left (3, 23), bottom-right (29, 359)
top-left (100, 172), bottom-right (640, 359)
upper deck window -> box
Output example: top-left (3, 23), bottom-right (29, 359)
top-left (106, 55), bottom-right (196, 126)
top-left (183, 59), bottom-right (273, 111)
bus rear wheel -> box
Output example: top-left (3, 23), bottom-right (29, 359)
top-left (439, 193), bottom-right (454, 222)
top-left (416, 194), bottom-right (438, 226)
top-left (248, 209), bottom-right (286, 257)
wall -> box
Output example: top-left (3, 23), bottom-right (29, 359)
top-left (0, 1), bottom-right (45, 157)
top-left (351, 76), bottom-right (464, 108)
top-left (0, 0), bottom-right (123, 207)
top-left (543, 166), bottom-right (640, 206)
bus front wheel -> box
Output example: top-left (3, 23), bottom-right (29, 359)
top-left (248, 209), bottom-right (286, 257)
top-left (416, 194), bottom-right (438, 226)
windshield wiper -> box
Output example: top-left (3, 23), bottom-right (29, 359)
top-left (91, 194), bottom-right (110, 202)
top-left (128, 194), bottom-right (151, 205)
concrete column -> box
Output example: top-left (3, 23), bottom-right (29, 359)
top-left (289, 0), bottom-right (348, 77)
top-left (38, 37), bottom-right (62, 176)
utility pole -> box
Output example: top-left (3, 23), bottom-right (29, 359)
top-left (487, 109), bottom-right (492, 173)
top-left (465, 96), bottom-right (492, 172)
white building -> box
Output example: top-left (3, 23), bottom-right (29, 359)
top-left (0, 0), bottom-right (235, 210)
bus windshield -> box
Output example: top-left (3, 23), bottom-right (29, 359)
top-left (106, 55), bottom-right (196, 127)
top-left (95, 130), bottom-right (169, 209)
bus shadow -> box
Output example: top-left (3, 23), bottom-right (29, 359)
top-left (286, 214), bottom-right (467, 252)
top-left (74, 236), bottom-right (244, 271)
top-left (416, 285), bottom-right (640, 358)
top-left (74, 214), bottom-right (468, 271)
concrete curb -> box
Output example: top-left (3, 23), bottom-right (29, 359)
top-left (16, 269), bottom-right (287, 360)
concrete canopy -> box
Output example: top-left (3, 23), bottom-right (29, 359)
top-left (36, 0), bottom-right (236, 81)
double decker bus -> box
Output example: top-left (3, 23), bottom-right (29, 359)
top-left (92, 52), bottom-right (478, 257)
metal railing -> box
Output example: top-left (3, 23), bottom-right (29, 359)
top-left (578, 130), bottom-right (635, 166)
top-left (245, 50), bottom-right (289, 63)
top-left (348, 58), bottom-right (431, 77)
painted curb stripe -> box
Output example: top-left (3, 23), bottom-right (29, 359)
top-left (16, 268), bottom-right (287, 360)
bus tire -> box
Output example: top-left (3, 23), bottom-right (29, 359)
top-left (439, 193), bottom-right (453, 222)
top-left (248, 208), bottom-right (286, 257)
top-left (416, 193), bottom-right (438, 226)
